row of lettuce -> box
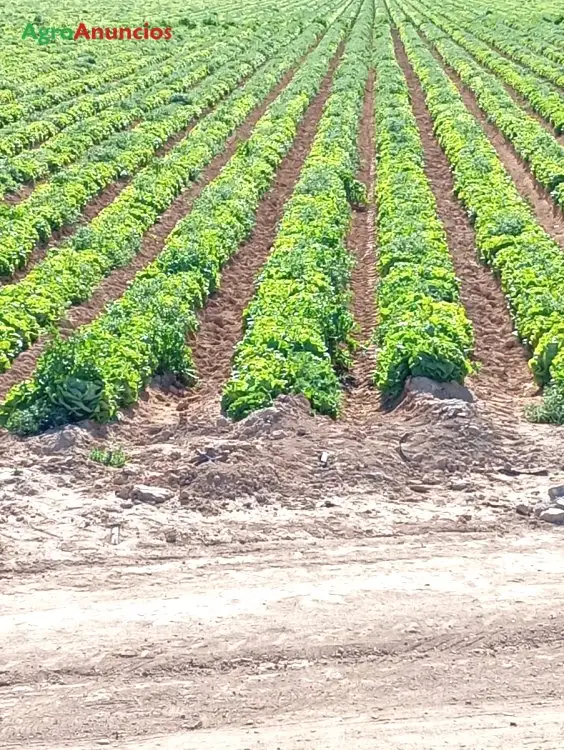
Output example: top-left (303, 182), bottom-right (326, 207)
top-left (222, 0), bottom-right (373, 418)
top-left (496, 2), bottom-right (564, 52)
top-left (0, 0), bottom-right (319, 116)
top-left (0, 15), bottom-right (329, 278)
top-left (0, 10), bottom-right (342, 373)
top-left (435, 0), bottom-right (564, 88)
top-left (409, 0), bottom-right (564, 133)
top-left (0, 3), bottom-right (359, 435)
top-left (0, 24), bottom-right (299, 197)
top-left (491, 5), bottom-right (564, 65)
top-left (0, 26), bottom-right (238, 156)
top-left (400, 1), bottom-right (564, 212)
top-left (0, 47), bottom-right (174, 127)
top-left (0, 37), bottom-right (238, 178)
top-left (390, 2), bottom-right (564, 421)
top-left (370, 9), bottom-right (474, 396)
top-left (0, 48), bottom-right (187, 157)
top-left (0, 1), bottom-right (340, 190)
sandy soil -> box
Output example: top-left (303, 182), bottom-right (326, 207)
top-left (2, 519), bottom-right (564, 748)
top-left (1, 389), bottom-right (564, 748)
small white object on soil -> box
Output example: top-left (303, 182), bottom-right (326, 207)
top-left (131, 485), bottom-right (174, 505)
top-left (404, 376), bottom-right (475, 403)
top-left (539, 508), bottom-right (564, 525)
top-left (110, 526), bottom-right (120, 545)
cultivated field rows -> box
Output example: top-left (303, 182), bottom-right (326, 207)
top-left (4, 4), bottom-right (564, 746)
top-left (0, 0), bottom-right (564, 437)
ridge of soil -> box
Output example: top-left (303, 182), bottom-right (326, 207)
top-left (393, 32), bottom-right (534, 415)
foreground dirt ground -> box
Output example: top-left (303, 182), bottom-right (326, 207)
top-left (3, 530), bottom-right (564, 749)
top-left (1, 389), bottom-right (564, 748)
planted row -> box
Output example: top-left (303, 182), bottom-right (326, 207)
top-left (371, 9), bottom-right (474, 396)
top-left (0, 4), bottom-right (356, 435)
top-left (0, 43), bottom-right (214, 157)
top-left (0, 0), bottom-right (330, 146)
top-left (0, 23), bottom-right (309, 278)
top-left (400, 5), bottom-right (564, 209)
top-left (0, 48), bottom-right (172, 127)
top-left (0, 31), bottom-right (268, 195)
top-left (442, 0), bottom-right (564, 68)
top-left (408, 0), bottom-right (564, 133)
top-left (223, 0), bottom-right (374, 419)
top-left (441, 2), bottom-right (564, 89)
top-left (0, 11), bottom-right (315, 163)
top-left (0, 15), bottom-right (336, 374)
top-left (390, 5), bottom-right (564, 423)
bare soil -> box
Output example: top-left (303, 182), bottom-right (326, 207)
top-left (1, 390), bottom-right (564, 748)
top-left (343, 70), bottom-right (380, 422)
top-left (2, 528), bottom-right (564, 749)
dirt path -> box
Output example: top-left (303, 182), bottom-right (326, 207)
top-left (1, 357), bottom-right (564, 748)
top-left (393, 34), bottom-right (534, 413)
top-left (343, 70), bottom-right (380, 422)
top-left (2, 528), bottom-right (563, 748)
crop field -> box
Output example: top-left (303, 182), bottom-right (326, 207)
top-left (0, 0), bottom-right (563, 435)
top-left (2, 1), bottom-right (564, 748)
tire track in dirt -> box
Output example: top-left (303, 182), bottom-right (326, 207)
top-left (2, 533), bottom-right (564, 748)
top-left (342, 70), bottom-right (380, 423)
top-left (135, 46), bottom-right (346, 426)
top-left (414, 30), bottom-right (564, 252)
top-left (393, 32), bottom-right (534, 412)
top-left (0, 47), bottom-right (329, 403)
